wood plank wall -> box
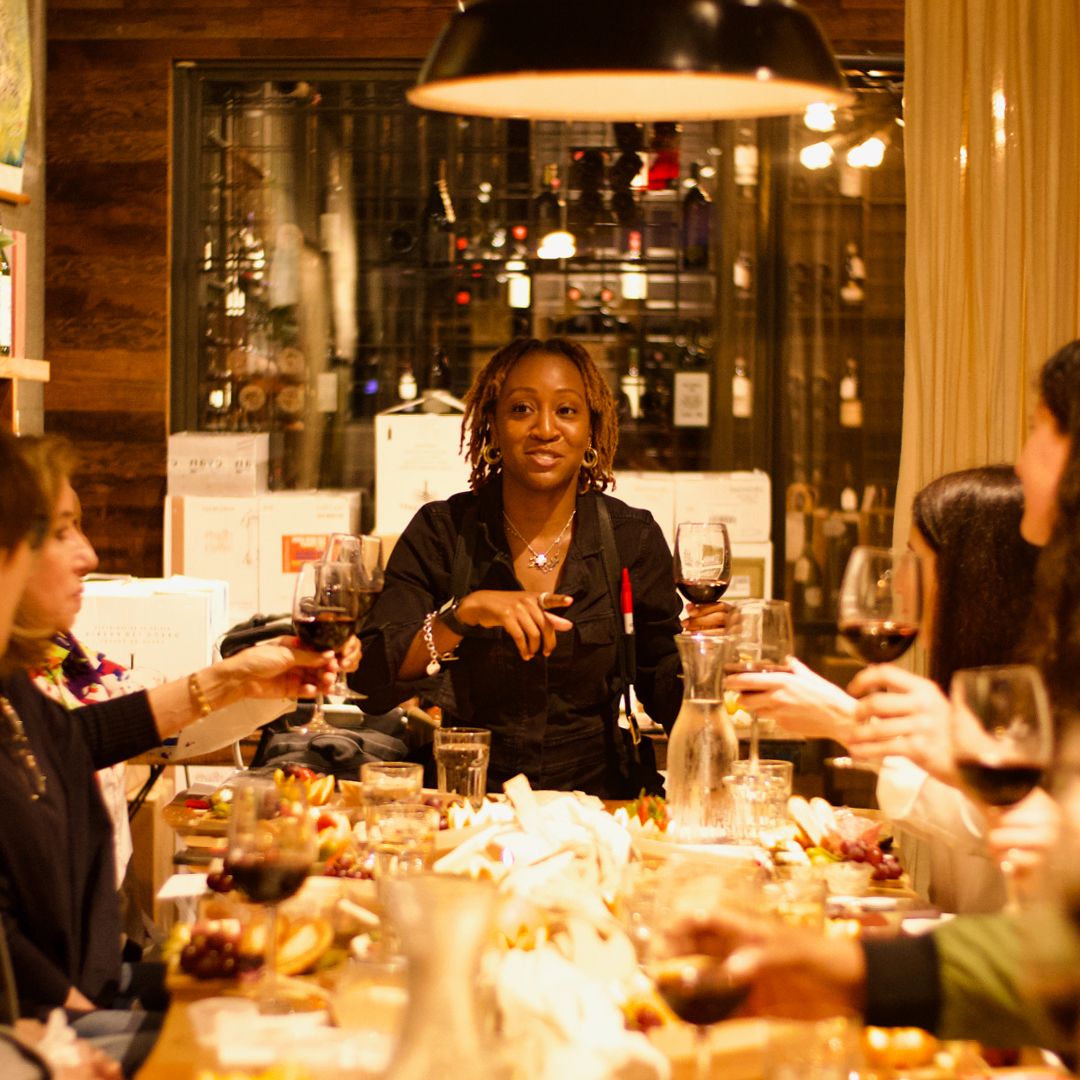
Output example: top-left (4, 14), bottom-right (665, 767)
top-left (45, 0), bottom-right (903, 577)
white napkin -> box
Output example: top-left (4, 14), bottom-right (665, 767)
top-left (496, 947), bottom-right (670, 1080)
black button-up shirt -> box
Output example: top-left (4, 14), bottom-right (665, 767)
top-left (354, 484), bottom-right (683, 797)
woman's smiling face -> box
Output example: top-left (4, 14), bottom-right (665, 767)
top-left (492, 351), bottom-right (592, 498)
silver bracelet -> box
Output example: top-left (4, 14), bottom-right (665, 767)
top-left (422, 611), bottom-right (458, 675)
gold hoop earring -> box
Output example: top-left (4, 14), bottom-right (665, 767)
top-left (482, 444), bottom-right (502, 465)
top-left (582, 446), bottom-right (599, 469)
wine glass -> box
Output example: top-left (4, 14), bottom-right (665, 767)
top-left (224, 774), bottom-right (316, 1013)
top-left (292, 560), bottom-right (361, 732)
top-left (951, 664), bottom-right (1053, 911)
top-left (837, 546), bottom-right (922, 664)
top-left (673, 521), bottom-right (732, 606)
top-left (644, 856), bottom-right (760, 1080)
top-left (724, 599), bottom-right (795, 766)
top-left (322, 533), bottom-right (385, 701)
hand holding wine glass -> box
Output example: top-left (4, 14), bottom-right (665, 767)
top-left (292, 560), bottom-right (361, 731)
top-left (322, 533), bottom-right (384, 701)
top-left (838, 546), bottom-right (921, 664)
top-left (224, 774), bottom-right (316, 1013)
top-left (724, 599), bottom-right (795, 766)
top-left (674, 521), bottom-right (732, 632)
top-left (645, 857), bottom-right (759, 1080)
top-left (951, 664), bottom-right (1053, 910)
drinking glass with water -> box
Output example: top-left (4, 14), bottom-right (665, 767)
top-left (433, 728), bottom-right (491, 809)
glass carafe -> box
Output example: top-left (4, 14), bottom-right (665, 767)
top-left (382, 873), bottom-right (503, 1080)
top-left (666, 633), bottom-right (738, 843)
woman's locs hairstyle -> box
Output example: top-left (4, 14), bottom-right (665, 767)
top-left (461, 337), bottom-right (618, 493)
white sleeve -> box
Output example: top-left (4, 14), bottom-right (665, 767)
top-left (876, 755), bottom-right (989, 855)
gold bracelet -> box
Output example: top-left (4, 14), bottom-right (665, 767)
top-left (188, 672), bottom-right (213, 719)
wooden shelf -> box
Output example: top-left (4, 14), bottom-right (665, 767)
top-left (0, 357), bottom-right (49, 382)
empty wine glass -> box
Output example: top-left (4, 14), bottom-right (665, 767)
top-left (673, 521), bottom-right (732, 606)
top-left (725, 599), bottom-right (795, 766)
top-left (224, 774), bottom-right (316, 1013)
top-left (292, 560), bottom-right (361, 732)
top-left (951, 664), bottom-right (1053, 910)
top-left (837, 546), bottom-right (922, 664)
top-left (322, 533), bottom-right (384, 701)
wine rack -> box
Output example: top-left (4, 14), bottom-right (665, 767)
top-left (171, 59), bottom-right (906, 660)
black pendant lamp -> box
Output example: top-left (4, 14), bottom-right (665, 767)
top-left (408, 0), bottom-right (849, 121)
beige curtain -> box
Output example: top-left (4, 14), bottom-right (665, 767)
top-left (895, 0), bottom-right (1080, 544)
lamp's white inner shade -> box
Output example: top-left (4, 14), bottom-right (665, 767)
top-left (408, 71), bottom-right (850, 121)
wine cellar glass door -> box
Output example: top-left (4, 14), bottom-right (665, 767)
top-left (171, 59), bottom-right (906, 672)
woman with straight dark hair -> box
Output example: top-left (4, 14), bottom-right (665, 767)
top-left (726, 466), bottom-right (1039, 911)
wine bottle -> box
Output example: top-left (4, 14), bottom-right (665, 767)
top-left (733, 251), bottom-right (753, 298)
top-left (397, 358), bottom-right (419, 403)
top-left (533, 163), bottom-right (563, 256)
top-left (647, 122), bottom-right (680, 191)
top-left (823, 510), bottom-right (858, 613)
top-left (840, 241), bottom-right (866, 305)
top-left (732, 357), bottom-right (753, 420)
top-left (426, 345), bottom-right (452, 392)
top-left (839, 357), bottom-right (864, 429)
top-left (681, 163), bottom-right (711, 270)
top-left (0, 240), bottom-right (11, 358)
top-left (199, 319), bottom-right (234, 430)
top-left (791, 516), bottom-right (825, 621)
top-left (620, 346), bottom-right (646, 421)
top-left (423, 159), bottom-right (456, 266)
top-left (273, 345), bottom-right (307, 425)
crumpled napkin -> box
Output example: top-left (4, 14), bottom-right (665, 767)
top-left (35, 1009), bottom-right (83, 1068)
top-left (496, 947), bottom-right (670, 1080)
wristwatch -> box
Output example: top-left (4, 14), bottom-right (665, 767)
top-left (438, 597), bottom-right (472, 637)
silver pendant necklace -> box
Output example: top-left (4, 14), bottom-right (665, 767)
top-left (502, 510), bottom-right (576, 573)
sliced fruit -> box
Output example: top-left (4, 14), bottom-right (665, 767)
top-left (277, 917), bottom-right (334, 975)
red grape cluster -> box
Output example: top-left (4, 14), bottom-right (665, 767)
top-left (205, 868), bottom-right (234, 894)
top-left (179, 922), bottom-right (260, 980)
top-left (837, 840), bottom-right (903, 881)
top-left (323, 849), bottom-right (375, 880)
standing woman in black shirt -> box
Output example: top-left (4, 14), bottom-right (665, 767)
top-left (354, 337), bottom-right (727, 797)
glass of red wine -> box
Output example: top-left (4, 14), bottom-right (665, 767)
top-left (837, 546), bottom-right (922, 664)
top-left (224, 774), bottom-right (316, 1013)
top-left (674, 521), bottom-right (732, 606)
top-left (322, 533), bottom-right (384, 702)
top-left (292, 559), bottom-right (362, 731)
top-left (951, 664), bottom-right (1053, 910)
top-left (646, 856), bottom-right (758, 1080)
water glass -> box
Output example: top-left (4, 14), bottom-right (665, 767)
top-left (731, 758), bottom-right (794, 835)
top-left (765, 866), bottom-right (828, 931)
top-left (433, 728), bottom-right (491, 808)
top-left (361, 761), bottom-right (423, 818)
top-left (765, 1015), bottom-right (863, 1080)
top-left (368, 802), bottom-right (440, 879)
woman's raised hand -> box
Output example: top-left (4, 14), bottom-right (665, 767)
top-left (846, 665), bottom-right (955, 783)
top-left (456, 589), bottom-right (574, 662)
top-left (222, 635), bottom-right (341, 700)
top-left (724, 657), bottom-right (858, 742)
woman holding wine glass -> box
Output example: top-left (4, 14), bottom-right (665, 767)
top-left (352, 337), bottom-right (726, 797)
top-left (0, 432), bottom-right (343, 1075)
top-left (725, 468), bottom-right (1039, 912)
